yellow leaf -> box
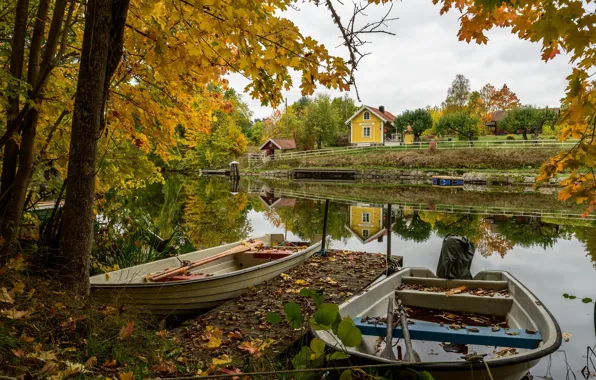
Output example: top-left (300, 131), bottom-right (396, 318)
top-left (1, 308), bottom-right (30, 319)
top-left (7, 254), bottom-right (25, 271)
top-left (0, 287), bottom-right (14, 304)
top-left (280, 273), bottom-right (291, 281)
top-left (84, 356), bottom-right (97, 368)
top-left (119, 372), bottom-right (135, 380)
top-left (212, 354), bottom-right (233, 365)
top-left (11, 281), bottom-right (25, 294)
top-left (295, 279), bottom-right (308, 285)
top-left (204, 326), bottom-right (222, 349)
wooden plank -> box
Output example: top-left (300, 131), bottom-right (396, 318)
top-left (353, 318), bottom-right (542, 349)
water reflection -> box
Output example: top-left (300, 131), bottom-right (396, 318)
top-left (101, 177), bottom-right (596, 378)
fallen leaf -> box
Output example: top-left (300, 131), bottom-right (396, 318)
top-left (119, 372), bottom-right (135, 380)
top-left (280, 273), bottom-right (291, 281)
top-left (505, 331), bottom-right (520, 336)
top-left (60, 361), bottom-right (87, 376)
top-left (11, 349), bottom-right (25, 358)
top-left (238, 340), bottom-right (259, 356)
top-left (562, 332), bottom-right (572, 342)
top-left (11, 282), bottom-right (25, 294)
top-left (119, 321), bottom-right (134, 339)
top-left (84, 356), bottom-right (97, 368)
top-left (53, 302), bottom-right (66, 311)
top-left (20, 335), bottom-right (34, 343)
top-left (212, 354), bottom-right (233, 365)
top-left (228, 330), bottom-right (243, 340)
top-left (446, 285), bottom-right (467, 296)
top-left (156, 330), bottom-right (168, 338)
top-left (0, 288), bottom-right (14, 304)
top-left (103, 359), bottom-right (117, 367)
top-left (39, 361), bottom-right (60, 376)
top-left (1, 308), bottom-right (30, 319)
top-left (203, 326), bottom-right (222, 349)
top-left (326, 277), bottom-right (338, 286)
top-left (295, 279), bottom-right (308, 286)
top-left (28, 350), bottom-right (57, 361)
top-left (218, 367), bottom-right (242, 376)
top-left (151, 363), bottom-right (176, 374)
top-left (7, 254), bottom-right (25, 270)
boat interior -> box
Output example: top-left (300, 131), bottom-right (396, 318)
top-left (90, 234), bottom-right (312, 285)
top-left (324, 268), bottom-right (557, 363)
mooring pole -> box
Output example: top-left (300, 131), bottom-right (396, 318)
top-left (319, 199), bottom-right (330, 255)
top-left (386, 203), bottom-right (392, 264)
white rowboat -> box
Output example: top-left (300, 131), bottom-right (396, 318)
top-left (90, 234), bottom-right (321, 315)
top-left (313, 268), bottom-right (561, 380)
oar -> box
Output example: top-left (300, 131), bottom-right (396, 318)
top-left (380, 296), bottom-right (397, 360)
top-left (148, 240), bottom-right (263, 281)
top-left (397, 296), bottom-right (421, 362)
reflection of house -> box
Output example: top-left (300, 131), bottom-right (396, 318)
top-left (345, 205), bottom-right (387, 243)
top-left (258, 190), bottom-right (297, 210)
top-left (259, 138), bottom-right (296, 158)
top-left (345, 105), bottom-right (396, 145)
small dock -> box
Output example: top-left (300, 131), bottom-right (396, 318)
top-left (293, 168), bottom-right (357, 182)
top-left (176, 250), bottom-right (402, 366)
top-left (432, 175), bottom-right (464, 187)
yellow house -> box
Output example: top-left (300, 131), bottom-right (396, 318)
top-left (346, 105), bottom-right (396, 145)
top-left (344, 205), bottom-right (387, 244)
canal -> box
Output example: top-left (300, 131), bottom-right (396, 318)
top-left (96, 175), bottom-right (596, 379)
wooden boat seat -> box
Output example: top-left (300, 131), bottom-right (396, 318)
top-left (353, 318), bottom-right (542, 349)
top-left (152, 273), bottom-right (209, 282)
top-left (401, 277), bottom-right (509, 291)
top-left (247, 250), bottom-right (294, 259)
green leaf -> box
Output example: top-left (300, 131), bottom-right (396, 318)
top-left (563, 293), bottom-right (570, 298)
top-left (266, 312), bottom-right (281, 325)
top-left (417, 371), bottom-right (435, 380)
top-left (310, 338), bottom-right (325, 358)
top-left (312, 290), bottom-right (324, 306)
top-left (292, 346), bottom-right (313, 370)
top-left (340, 369), bottom-right (352, 380)
top-left (331, 312), bottom-right (342, 335)
top-left (327, 351), bottom-right (349, 361)
top-left (582, 298), bottom-right (593, 304)
top-left (284, 302), bottom-right (304, 329)
top-left (570, 295), bottom-right (577, 300)
top-left (314, 303), bottom-right (339, 327)
top-left (299, 288), bottom-right (311, 297)
top-left (337, 317), bottom-right (363, 347)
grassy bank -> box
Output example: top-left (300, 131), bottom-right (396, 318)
top-left (257, 148), bottom-right (561, 171)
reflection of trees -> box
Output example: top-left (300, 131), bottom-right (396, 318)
top-left (476, 220), bottom-right (514, 258)
top-left (570, 226), bottom-right (596, 268)
top-left (392, 211), bottom-right (432, 242)
top-left (495, 218), bottom-right (565, 249)
top-left (263, 199), bottom-right (351, 241)
top-left (419, 212), bottom-right (483, 241)
top-left (182, 178), bottom-right (252, 248)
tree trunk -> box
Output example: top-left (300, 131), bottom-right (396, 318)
top-left (59, 0), bottom-right (129, 295)
top-left (0, 0), bottom-right (29, 262)
top-left (522, 130), bottom-right (528, 140)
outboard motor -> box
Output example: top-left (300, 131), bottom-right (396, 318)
top-left (436, 234), bottom-right (475, 279)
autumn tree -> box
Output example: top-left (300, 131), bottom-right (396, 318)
top-left (435, 111), bottom-right (481, 142)
top-left (302, 94), bottom-right (340, 149)
top-left (431, 0), bottom-right (596, 212)
top-left (500, 106), bottom-right (559, 141)
top-left (331, 95), bottom-right (359, 136)
top-left (393, 108), bottom-right (433, 141)
top-left (442, 74), bottom-right (471, 113)
top-left (467, 83), bottom-right (521, 122)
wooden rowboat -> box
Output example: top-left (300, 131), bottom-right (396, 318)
top-left (90, 234), bottom-right (321, 315)
top-left (313, 268), bottom-right (561, 380)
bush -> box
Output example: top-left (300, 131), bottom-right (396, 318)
top-left (506, 134), bottom-right (515, 140)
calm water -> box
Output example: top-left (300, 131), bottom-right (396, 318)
top-left (102, 175), bottom-right (596, 378)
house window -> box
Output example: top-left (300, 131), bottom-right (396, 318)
top-left (362, 212), bottom-right (370, 223)
top-left (363, 127), bottom-right (371, 137)
top-left (363, 111), bottom-right (370, 120)
top-left (362, 229), bottom-right (370, 238)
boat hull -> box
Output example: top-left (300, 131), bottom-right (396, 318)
top-left (90, 235), bottom-right (321, 315)
top-left (313, 268), bottom-right (561, 380)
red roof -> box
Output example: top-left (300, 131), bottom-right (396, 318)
top-left (368, 106), bottom-right (396, 122)
top-left (259, 138), bottom-right (297, 150)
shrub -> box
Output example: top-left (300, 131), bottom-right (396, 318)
top-left (506, 134), bottom-right (515, 140)
top-left (427, 140), bottom-right (437, 154)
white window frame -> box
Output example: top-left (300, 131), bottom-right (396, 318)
top-left (362, 212), bottom-right (370, 223)
top-left (363, 126), bottom-right (371, 138)
top-left (363, 111), bottom-right (370, 120)
top-left (362, 229), bottom-right (370, 238)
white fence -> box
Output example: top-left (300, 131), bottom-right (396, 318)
top-left (248, 139), bottom-right (577, 163)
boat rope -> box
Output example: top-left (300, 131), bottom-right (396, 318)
top-left (154, 361), bottom-right (493, 379)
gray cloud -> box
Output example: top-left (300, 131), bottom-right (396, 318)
top-left (227, 0), bottom-right (571, 119)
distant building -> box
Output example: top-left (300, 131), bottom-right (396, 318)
top-left (345, 105), bottom-right (396, 145)
top-left (259, 138), bottom-right (296, 158)
top-left (344, 205), bottom-right (387, 244)
top-left (485, 108), bottom-right (560, 135)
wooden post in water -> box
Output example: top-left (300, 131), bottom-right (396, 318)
top-left (319, 199), bottom-right (330, 255)
top-left (229, 161), bottom-right (240, 179)
top-left (386, 203), bottom-right (392, 264)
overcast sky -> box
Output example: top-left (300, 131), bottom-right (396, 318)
top-left (227, 1), bottom-right (572, 120)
